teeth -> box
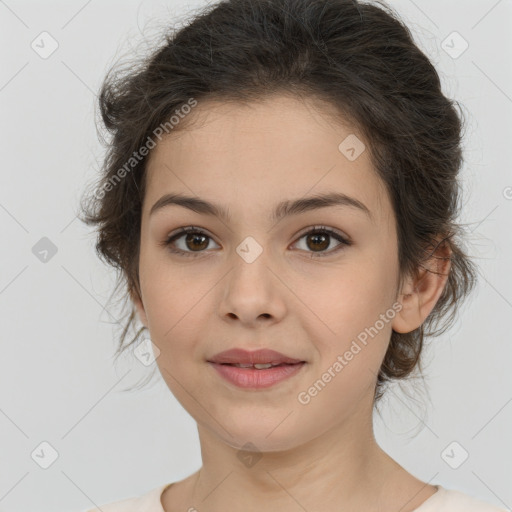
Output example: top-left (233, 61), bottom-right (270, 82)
top-left (231, 363), bottom-right (276, 369)
top-left (254, 363), bottom-right (273, 369)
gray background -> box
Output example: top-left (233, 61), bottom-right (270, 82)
top-left (0, 0), bottom-right (511, 511)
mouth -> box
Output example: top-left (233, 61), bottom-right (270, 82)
top-left (206, 348), bottom-right (306, 388)
top-left (216, 362), bottom-right (303, 369)
top-left (207, 347), bottom-right (305, 366)
top-left (207, 361), bottom-right (306, 389)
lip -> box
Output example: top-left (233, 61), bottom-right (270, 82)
top-left (208, 348), bottom-right (304, 365)
top-left (207, 348), bottom-right (306, 389)
top-left (208, 361), bottom-right (306, 389)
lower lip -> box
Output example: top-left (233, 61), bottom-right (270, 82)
top-left (208, 362), bottom-right (306, 389)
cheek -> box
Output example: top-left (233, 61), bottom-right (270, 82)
top-left (139, 260), bottom-right (216, 370)
top-left (305, 249), bottom-right (399, 367)
top-left (139, 240), bottom-right (199, 321)
top-left (318, 251), bottom-right (397, 321)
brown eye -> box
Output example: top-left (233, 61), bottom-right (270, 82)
top-left (162, 225), bottom-right (351, 259)
top-left (305, 232), bottom-right (330, 252)
top-left (184, 232), bottom-right (209, 251)
top-left (163, 227), bottom-right (220, 257)
top-left (292, 226), bottom-right (351, 257)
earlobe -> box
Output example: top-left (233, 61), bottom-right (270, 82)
top-left (391, 240), bottom-right (452, 334)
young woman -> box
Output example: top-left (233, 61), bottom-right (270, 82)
top-left (80, 0), bottom-right (506, 510)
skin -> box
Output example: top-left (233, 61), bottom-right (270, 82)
top-left (131, 94), bottom-right (451, 512)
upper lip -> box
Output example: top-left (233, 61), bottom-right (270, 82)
top-left (208, 348), bottom-right (305, 365)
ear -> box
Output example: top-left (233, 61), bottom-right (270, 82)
top-left (392, 238), bottom-right (452, 334)
top-left (130, 287), bottom-right (148, 328)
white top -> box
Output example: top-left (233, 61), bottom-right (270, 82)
top-left (83, 483), bottom-right (510, 512)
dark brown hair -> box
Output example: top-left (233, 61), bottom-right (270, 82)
top-left (80, 0), bottom-right (477, 403)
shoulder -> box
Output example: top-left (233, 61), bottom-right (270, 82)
top-left (419, 486), bottom-right (510, 512)
top-left (81, 482), bottom-right (170, 512)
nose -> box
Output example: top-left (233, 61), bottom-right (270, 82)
top-left (218, 245), bottom-right (287, 327)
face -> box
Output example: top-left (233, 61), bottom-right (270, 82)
top-left (133, 94), bottom-right (403, 452)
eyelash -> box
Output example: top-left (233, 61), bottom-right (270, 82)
top-left (161, 225), bottom-right (352, 259)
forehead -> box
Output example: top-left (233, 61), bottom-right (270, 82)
top-left (144, 94), bottom-right (389, 223)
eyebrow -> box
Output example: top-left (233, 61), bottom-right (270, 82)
top-left (149, 191), bottom-right (373, 224)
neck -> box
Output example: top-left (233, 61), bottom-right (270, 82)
top-left (176, 406), bottom-right (429, 511)
top-left (161, 390), bottom-right (437, 512)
